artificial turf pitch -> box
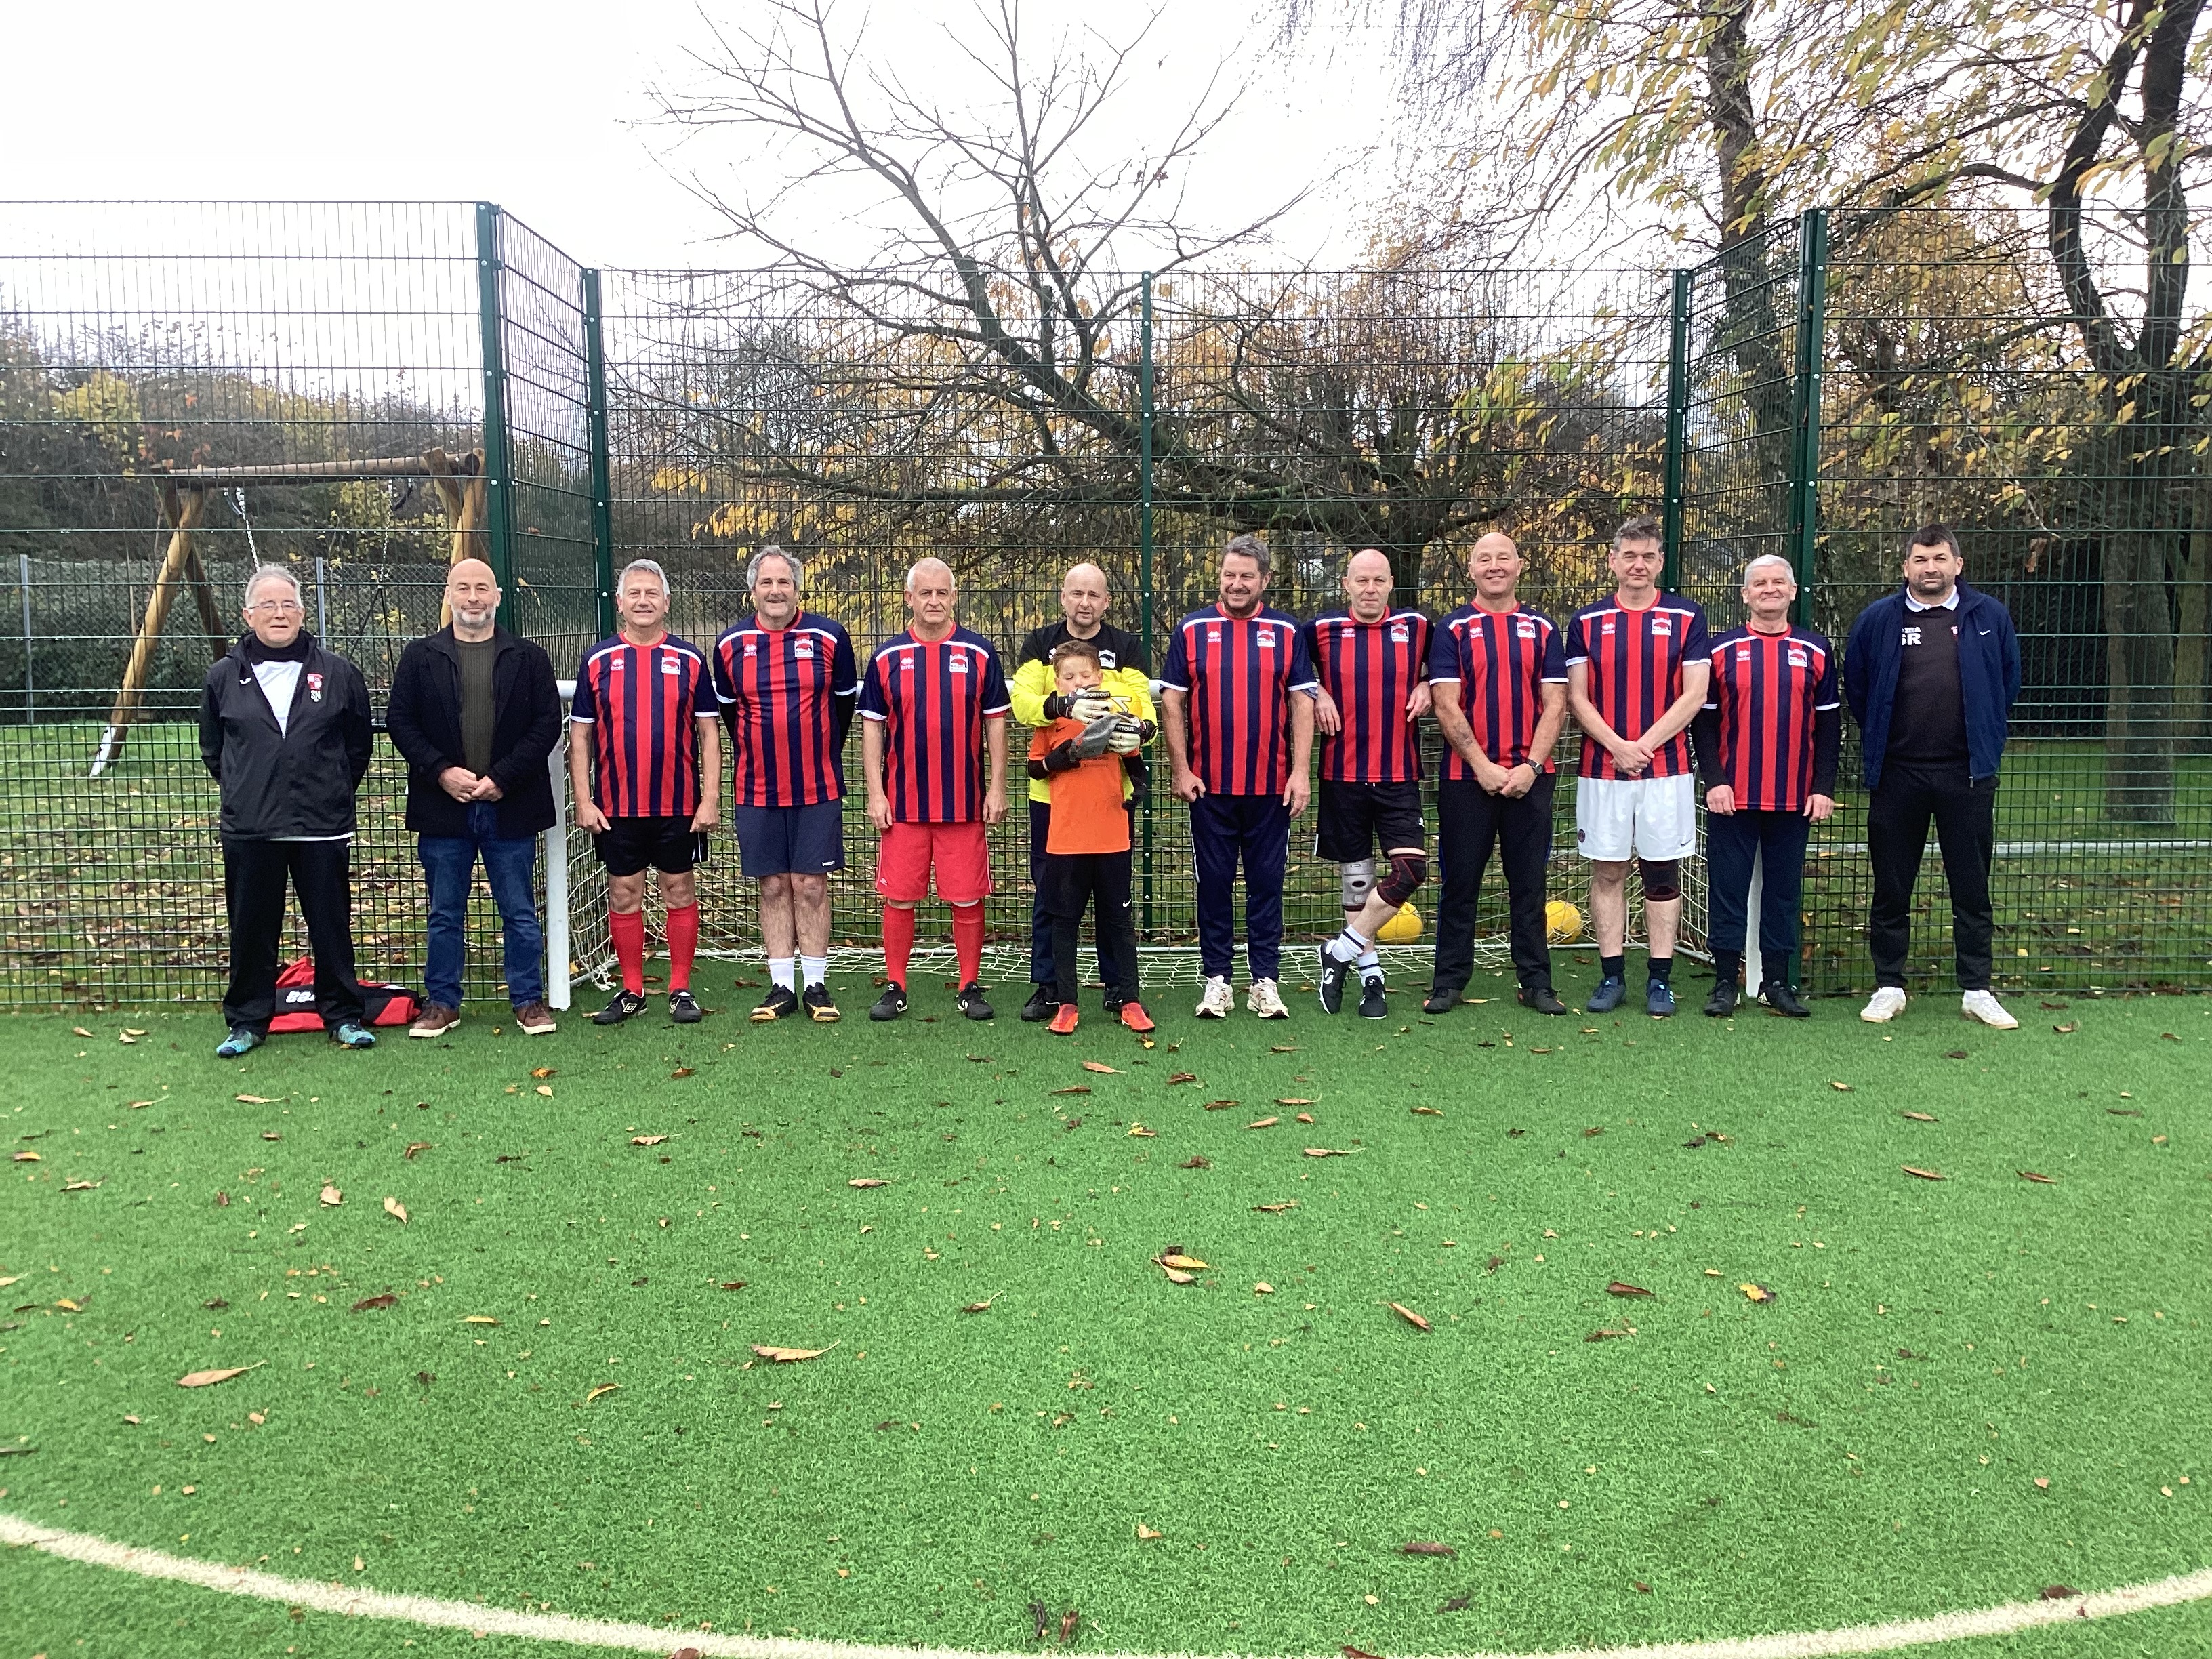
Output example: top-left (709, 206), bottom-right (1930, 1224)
top-left (2, 968), bottom-right (2208, 1658)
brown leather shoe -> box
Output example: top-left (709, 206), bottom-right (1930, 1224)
top-left (408, 1003), bottom-right (459, 1039)
top-left (513, 1000), bottom-right (558, 1036)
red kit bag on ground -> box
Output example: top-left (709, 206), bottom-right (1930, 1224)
top-left (266, 955), bottom-right (421, 1032)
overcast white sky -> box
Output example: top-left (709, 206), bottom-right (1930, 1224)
top-left (3, 0), bottom-right (1400, 272)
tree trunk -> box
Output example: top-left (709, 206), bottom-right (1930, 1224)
top-left (2099, 398), bottom-right (2180, 820)
top-left (2175, 469), bottom-right (2212, 754)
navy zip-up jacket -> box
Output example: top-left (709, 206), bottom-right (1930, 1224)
top-left (1843, 580), bottom-right (2020, 789)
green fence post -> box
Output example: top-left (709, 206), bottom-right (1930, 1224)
top-left (474, 203), bottom-right (516, 592)
top-left (1786, 209), bottom-right (1830, 624)
top-left (581, 268), bottom-right (617, 640)
top-left (1139, 272), bottom-right (1156, 937)
top-left (1661, 269), bottom-right (1691, 590)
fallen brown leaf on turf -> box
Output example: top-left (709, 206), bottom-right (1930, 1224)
top-left (1343, 1645), bottom-right (1383, 1658)
top-left (319, 1184), bottom-right (342, 1206)
top-left (531, 1067), bottom-right (555, 1079)
top-left (1180, 1155), bottom-right (1210, 1169)
top-left (54, 1296), bottom-right (82, 1311)
top-left (352, 1294), bottom-right (396, 1312)
top-left (2018, 1170), bottom-right (2057, 1184)
top-left (2035, 1476), bottom-right (2051, 1489)
top-left (1902, 1111), bottom-right (1938, 1122)
top-left (670, 1067), bottom-right (694, 1079)
top-left (631, 1135), bottom-right (670, 1147)
top-left (1050, 1086), bottom-right (1091, 1096)
top-left (176, 1364), bottom-right (261, 1388)
top-left (1158, 1266), bottom-right (1196, 1284)
top-left (1158, 1253), bottom-right (1208, 1270)
top-left (237, 1094), bottom-right (280, 1105)
top-left (462, 1315), bottom-right (498, 1326)
top-left (1401, 1541), bottom-right (1456, 1557)
top-left (382, 1196), bottom-right (408, 1223)
top-left (1389, 1301), bottom-right (1432, 1332)
top-left (1135, 1522), bottom-right (1162, 1539)
top-left (1269, 1044), bottom-right (1298, 1053)
top-left (535, 1085), bottom-right (553, 1097)
top-left (71, 1027), bottom-right (91, 1037)
top-left (1485, 1255), bottom-right (1504, 1273)
top-left (1607, 1282), bottom-right (1653, 1297)
top-left (1204, 1099), bottom-right (1237, 1111)
top-left (585, 1384), bottom-right (620, 1402)
top-left (1276, 1097), bottom-right (1316, 1107)
top-left (2040, 1586), bottom-right (2079, 1600)
top-left (1304, 1147), bottom-right (1354, 1158)
top-left (2053, 1021), bottom-right (2078, 1034)
top-left (720, 1280), bottom-right (747, 1290)
top-left (403, 1142), bottom-right (433, 1159)
top-left (1059, 1610), bottom-right (1079, 1644)
top-left (1082, 1061), bottom-right (1120, 1075)
top-left (1582, 1126), bottom-right (1603, 1137)
top-left (1439, 1596), bottom-right (1471, 1612)
top-left (1740, 1283), bottom-right (1775, 1303)
top-left (1587, 1328), bottom-right (1632, 1341)
top-left (1944, 1050), bottom-right (1968, 1060)
top-left (1246, 1116), bottom-right (1279, 1130)
top-left (848, 1178), bottom-right (890, 1188)
top-left (961, 1296), bottom-right (996, 1313)
top-left (1829, 1081), bottom-right (1853, 1092)
top-left (1411, 1105), bottom-right (1443, 1116)
top-left (1128, 1124), bottom-right (1157, 1137)
top-left (752, 1341), bottom-right (839, 1362)
top-left (1902, 1166), bottom-right (1946, 1181)
top-left (1634, 1581), bottom-right (1652, 1594)
top-left (62, 1179), bottom-right (100, 1191)
top-left (10, 1151), bottom-right (38, 1162)
top-left (2108, 1106), bottom-right (2143, 1117)
top-left (1167, 1072), bottom-right (1197, 1085)
top-left (1254, 1201), bottom-right (1298, 1213)
top-left (1029, 1602), bottom-right (1050, 1642)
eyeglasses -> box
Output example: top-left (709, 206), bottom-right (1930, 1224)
top-left (246, 598), bottom-right (304, 615)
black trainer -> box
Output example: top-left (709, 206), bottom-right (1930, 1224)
top-left (803, 982), bottom-right (840, 1023)
top-left (1421, 986), bottom-right (1459, 1015)
top-left (1704, 978), bottom-right (1740, 1018)
top-left (752, 985), bottom-right (799, 1022)
top-left (1019, 984), bottom-right (1057, 1023)
top-left (1357, 975), bottom-right (1388, 1020)
top-left (1317, 944), bottom-right (1351, 1014)
top-left (1760, 981), bottom-right (1811, 1018)
top-left (956, 982), bottom-right (995, 1021)
top-left (869, 983), bottom-right (908, 1022)
top-left (1518, 984), bottom-right (1570, 1015)
top-left (668, 989), bottom-right (703, 1024)
top-left (592, 989), bottom-right (647, 1026)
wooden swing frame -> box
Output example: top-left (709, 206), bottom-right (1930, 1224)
top-left (89, 448), bottom-right (490, 776)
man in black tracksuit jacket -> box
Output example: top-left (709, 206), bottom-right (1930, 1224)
top-left (198, 566), bottom-right (375, 1054)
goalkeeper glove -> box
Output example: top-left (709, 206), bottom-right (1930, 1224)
top-left (1070, 689), bottom-right (1118, 723)
top-left (1075, 713), bottom-right (1120, 760)
top-left (1106, 716), bottom-right (1143, 755)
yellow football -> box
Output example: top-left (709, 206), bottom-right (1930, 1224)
top-left (1546, 899), bottom-right (1584, 944)
top-left (1377, 902), bottom-right (1423, 944)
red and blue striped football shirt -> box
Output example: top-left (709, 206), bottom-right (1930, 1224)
top-left (1162, 603), bottom-right (1317, 796)
top-left (1702, 624), bottom-right (1840, 811)
top-left (1302, 607), bottom-right (1431, 783)
top-left (1427, 602), bottom-right (1568, 778)
top-left (857, 625), bottom-right (1011, 824)
top-left (712, 611), bottom-right (859, 807)
top-left (1565, 594), bottom-right (1711, 780)
top-left (571, 632), bottom-right (716, 818)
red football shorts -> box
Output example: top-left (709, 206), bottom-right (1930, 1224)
top-left (875, 820), bottom-right (993, 905)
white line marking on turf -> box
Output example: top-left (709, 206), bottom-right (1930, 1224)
top-left (3, 1511), bottom-right (2207, 1658)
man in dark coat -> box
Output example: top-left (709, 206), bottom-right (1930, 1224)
top-left (199, 563), bottom-right (375, 1057)
top-left (384, 558), bottom-right (564, 1037)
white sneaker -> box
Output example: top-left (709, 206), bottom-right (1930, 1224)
top-left (1246, 978), bottom-right (1290, 1019)
top-left (1195, 975), bottom-right (1234, 1019)
top-left (1860, 987), bottom-right (1907, 1023)
top-left (1961, 989), bottom-right (2019, 1029)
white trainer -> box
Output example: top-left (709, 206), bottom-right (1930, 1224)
top-left (1195, 975), bottom-right (1235, 1019)
top-left (1246, 977), bottom-right (1290, 1019)
top-left (1860, 987), bottom-right (1908, 1023)
top-left (1961, 989), bottom-right (2019, 1029)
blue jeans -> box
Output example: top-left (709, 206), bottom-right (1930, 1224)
top-left (419, 801), bottom-right (544, 1010)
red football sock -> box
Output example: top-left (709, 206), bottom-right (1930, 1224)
top-left (882, 904), bottom-right (915, 989)
top-left (664, 903), bottom-right (699, 992)
top-left (951, 901), bottom-right (984, 987)
top-left (609, 908), bottom-right (646, 995)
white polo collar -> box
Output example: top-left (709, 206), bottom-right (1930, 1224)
top-left (1904, 588), bottom-right (1959, 612)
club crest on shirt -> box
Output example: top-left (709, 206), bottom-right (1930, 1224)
top-left (306, 671), bottom-right (324, 703)
top-left (1389, 623), bottom-right (1410, 643)
top-left (795, 640), bottom-right (815, 659)
top-left (1097, 649), bottom-right (1118, 669)
top-left (1517, 620), bottom-right (1538, 638)
top-left (1650, 616), bottom-right (1673, 636)
top-left (1788, 648), bottom-right (1809, 668)
top-left (660, 656), bottom-right (681, 674)
top-left (1256, 630), bottom-right (1277, 647)
top-left (949, 653), bottom-right (970, 672)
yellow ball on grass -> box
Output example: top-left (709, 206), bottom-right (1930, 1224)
top-left (1546, 899), bottom-right (1584, 944)
top-left (1376, 903), bottom-right (1423, 944)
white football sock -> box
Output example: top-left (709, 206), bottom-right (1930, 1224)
top-left (769, 957), bottom-right (796, 993)
top-left (800, 954), bottom-right (827, 987)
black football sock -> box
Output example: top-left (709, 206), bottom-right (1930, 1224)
top-left (1712, 948), bottom-right (1742, 987)
top-left (1761, 951), bottom-right (1793, 993)
top-left (1601, 954), bottom-right (1625, 981)
top-left (1647, 955), bottom-right (1673, 986)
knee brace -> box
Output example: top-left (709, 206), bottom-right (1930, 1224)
top-left (1340, 859), bottom-right (1376, 913)
top-left (1638, 857), bottom-right (1681, 903)
top-left (1376, 851), bottom-right (1427, 907)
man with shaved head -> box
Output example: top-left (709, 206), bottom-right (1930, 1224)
top-left (1305, 548), bottom-right (1433, 1019)
top-left (386, 558), bottom-right (565, 1037)
top-left (859, 556), bottom-right (1011, 1021)
top-left (1008, 560), bottom-right (1153, 1021)
top-left (1425, 532), bottom-right (1570, 1015)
